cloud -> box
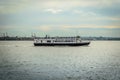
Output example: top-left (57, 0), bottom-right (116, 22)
top-left (0, 0), bottom-right (30, 14)
top-left (38, 0), bottom-right (120, 8)
top-left (44, 9), bottom-right (63, 14)
top-left (36, 26), bottom-right (51, 31)
top-left (0, 0), bottom-right (120, 35)
top-left (34, 24), bottom-right (120, 32)
top-left (74, 10), bottom-right (96, 16)
top-left (0, 24), bottom-right (119, 37)
top-left (36, 0), bottom-right (120, 9)
top-left (61, 25), bottom-right (120, 29)
top-left (1, 0), bottom-right (120, 14)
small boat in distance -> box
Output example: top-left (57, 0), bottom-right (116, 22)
top-left (34, 35), bottom-right (90, 46)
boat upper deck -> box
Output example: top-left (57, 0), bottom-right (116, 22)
top-left (34, 36), bottom-right (82, 43)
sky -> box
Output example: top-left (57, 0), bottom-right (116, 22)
top-left (0, 0), bottom-right (120, 37)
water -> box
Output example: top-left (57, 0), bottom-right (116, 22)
top-left (0, 41), bottom-right (120, 80)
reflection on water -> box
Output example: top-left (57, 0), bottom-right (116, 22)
top-left (0, 41), bottom-right (120, 80)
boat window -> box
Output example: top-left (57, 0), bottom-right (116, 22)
top-left (47, 40), bottom-right (51, 43)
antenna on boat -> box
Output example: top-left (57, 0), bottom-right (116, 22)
top-left (75, 29), bottom-right (79, 37)
top-left (34, 33), bottom-right (36, 37)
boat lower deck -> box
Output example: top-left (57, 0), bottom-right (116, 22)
top-left (34, 42), bottom-right (90, 46)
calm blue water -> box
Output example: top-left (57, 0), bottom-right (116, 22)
top-left (0, 41), bottom-right (120, 80)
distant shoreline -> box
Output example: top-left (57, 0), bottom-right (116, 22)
top-left (0, 40), bottom-right (120, 41)
top-left (0, 36), bottom-right (120, 41)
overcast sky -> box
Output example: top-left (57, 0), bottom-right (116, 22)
top-left (0, 0), bottom-right (120, 37)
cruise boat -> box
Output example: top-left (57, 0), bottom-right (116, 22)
top-left (34, 36), bottom-right (90, 46)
